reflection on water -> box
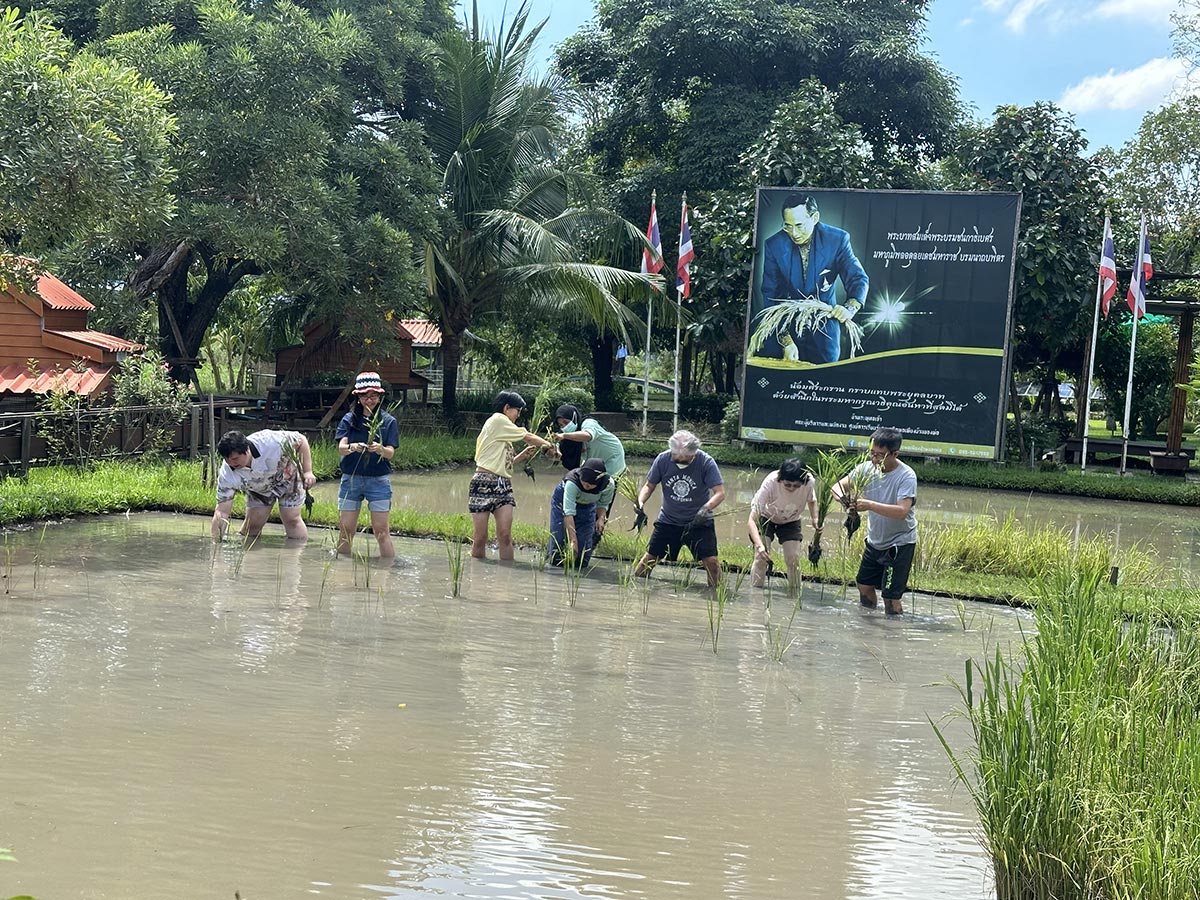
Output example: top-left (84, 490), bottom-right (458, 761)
top-left (0, 514), bottom-right (1028, 898)
top-left (316, 464), bottom-right (1200, 580)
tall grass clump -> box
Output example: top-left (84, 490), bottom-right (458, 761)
top-left (936, 553), bottom-right (1200, 899)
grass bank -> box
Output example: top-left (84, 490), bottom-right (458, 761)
top-left (938, 561), bottom-right (1200, 898)
top-left (1, 457), bottom-right (1193, 623)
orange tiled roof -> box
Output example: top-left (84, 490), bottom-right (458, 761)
top-left (0, 363), bottom-right (112, 395)
top-left (49, 330), bottom-right (145, 353)
top-left (34, 273), bottom-right (96, 310)
top-left (398, 319), bottom-right (441, 348)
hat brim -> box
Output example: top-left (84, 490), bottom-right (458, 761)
top-left (353, 387), bottom-right (385, 394)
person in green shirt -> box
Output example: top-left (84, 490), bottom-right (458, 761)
top-left (547, 457), bottom-right (609, 567)
top-left (551, 404), bottom-right (626, 544)
top-left (469, 391), bottom-right (558, 560)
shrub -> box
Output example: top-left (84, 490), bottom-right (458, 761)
top-left (721, 399), bottom-right (741, 441)
top-left (680, 392), bottom-right (738, 423)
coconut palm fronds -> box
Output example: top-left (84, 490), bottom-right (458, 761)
top-left (750, 297), bottom-right (865, 358)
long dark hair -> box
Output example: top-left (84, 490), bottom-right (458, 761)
top-left (350, 397), bottom-right (383, 430)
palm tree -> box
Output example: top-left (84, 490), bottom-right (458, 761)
top-left (423, 1), bottom-right (662, 422)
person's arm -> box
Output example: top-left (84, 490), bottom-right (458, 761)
top-left (212, 498), bottom-right (235, 540)
top-left (340, 437), bottom-right (367, 456)
top-left (636, 480), bottom-right (656, 508)
top-left (807, 495), bottom-right (820, 532)
top-left (853, 495), bottom-right (913, 519)
top-left (747, 511), bottom-right (769, 562)
top-left (700, 483), bottom-right (726, 515)
top-left (368, 418), bottom-right (398, 461)
top-left (564, 513), bottom-right (578, 555)
top-left (831, 473), bottom-right (852, 506)
top-left (522, 430), bottom-right (559, 459)
top-left (293, 433), bottom-right (316, 487)
top-left (554, 429), bottom-right (594, 443)
top-left (830, 230), bottom-right (869, 322)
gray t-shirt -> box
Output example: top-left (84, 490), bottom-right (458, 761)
top-left (646, 449), bottom-right (723, 526)
top-left (851, 459), bottom-right (917, 549)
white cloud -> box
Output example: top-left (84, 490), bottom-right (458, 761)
top-left (1059, 57), bottom-right (1189, 112)
top-left (1001, 0), bottom-right (1051, 31)
top-left (958, 16), bottom-right (975, 27)
top-left (1095, 0), bottom-right (1181, 24)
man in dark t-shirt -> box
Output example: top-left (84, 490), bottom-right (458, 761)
top-left (633, 430), bottom-right (725, 587)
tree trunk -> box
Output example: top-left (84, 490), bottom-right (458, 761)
top-left (1009, 373), bottom-right (1026, 462)
top-left (441, 329), bottom-right (463, 427)
top-left (724, 352), bottom-right (738, 393)
top-left (150, 245), bottom-right (257, 387)
top-left (590, 330), bottom-right (615, 409)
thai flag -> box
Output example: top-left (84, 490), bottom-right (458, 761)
top-left (1125, 217), bottom-right (1153, 320)
top-left (1098, 217), bottom-right (1117, 318)
top-left (677, 197), bottom-right (694, 299)
top-left (641, 195), bottom-right (663, 275)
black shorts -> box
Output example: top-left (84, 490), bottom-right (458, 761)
top-left (856, 541), bottom-right (916, 600)
top-left (757, 517), bottom-right (804, 544)
top-left (646, 520), bottom-right (718, 562)
top-left (468, 472), bottom-right (515, 513)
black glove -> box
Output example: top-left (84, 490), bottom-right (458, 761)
top-left (692, 506), bottom-right (714, 525)
top-left (632, 505), bottom-right (648, 532)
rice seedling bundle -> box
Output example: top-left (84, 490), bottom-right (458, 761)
top-left (749, 297), bottom-right (864, 359)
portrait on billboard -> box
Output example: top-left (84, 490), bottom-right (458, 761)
top-left (752, 193), bottom-right (869, 364)
top-left (740, 188), bottom-right (1022, 459)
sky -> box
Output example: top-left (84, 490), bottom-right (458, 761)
top-left (467, 0), bottom-right (1192, 152)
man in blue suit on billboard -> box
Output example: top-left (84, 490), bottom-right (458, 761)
top-left (756, 193), bottom-right (869, 364)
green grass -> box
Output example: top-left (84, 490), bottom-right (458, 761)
top-left (936, 559), bottom-right (1200, 898)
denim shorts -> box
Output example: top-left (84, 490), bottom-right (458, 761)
top-left (338, 474), bottom-right (392, 512)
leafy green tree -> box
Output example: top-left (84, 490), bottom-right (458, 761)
top-left (89, 0), bottom-right (447, 384)
top-left (1096, 318), bottom-right (1178, 440)
top-left (1111, 95), bottom-right (1200, 277)
top-left (422, 2), bottom-right (660, 422)
top-left (955, 103), bottom-right (1106, 417)
top-left (0, 8), bottom-right (174, 267)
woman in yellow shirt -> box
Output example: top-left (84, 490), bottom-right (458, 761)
top-left (470, 390), bottom-right (557, 560)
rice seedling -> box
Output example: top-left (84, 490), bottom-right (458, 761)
top-left (807, 448), bottom-right (857, 571)
top-left (934, 555), bottom-right (1200, 900)
top-left (562, 546), bottom-right (584, 608)
top-left (766, 589), bottom-right (803, 663)
top-left (530, 546), bottom-right (546, 605)
top-left (749, 296), bottom-right (864, 358)
top-left (317, 557), bottom-right (333, 609)
top-left (706, 568), bottom-right (733, 653)
top-left (444, 537), bottom-right (466, 598)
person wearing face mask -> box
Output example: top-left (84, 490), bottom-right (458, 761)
top-left (632, 430), bottom-right (725, 587)
top-left (547, 457), bottom-right (609, 567)
top-left (832, 427), bottom-right (917, 616)
top-left (747, 458), bottom-right (818, 590)
top-left (551, 404), bottom-right (627, 543)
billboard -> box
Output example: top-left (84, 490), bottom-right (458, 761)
top-left (740, 188), bottom-right (1021, 459)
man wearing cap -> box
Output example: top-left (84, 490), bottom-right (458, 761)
top-left (335, 371), bottom-right (399, 558)
top-left (547, 457), bottom-right (609, 567)
top-left (211, 428), bottom-right (317, 542)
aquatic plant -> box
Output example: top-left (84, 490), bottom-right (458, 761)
top-left (935, 554), bottom-right (1200, 900)
top-left (808, 448), bottom-right (857, 569)
top-left (706, 567), bottom-right (733, 653)
top-left (444, 537), bottom-right (466, 597)
top-left (562, 545), bottom-right (584, 608)
top-left (766, 589), bottom-right (802, 663)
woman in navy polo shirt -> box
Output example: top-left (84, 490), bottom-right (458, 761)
top-left (335, 371), bottom-right (399, 558)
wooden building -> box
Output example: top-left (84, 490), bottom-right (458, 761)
top-left (271, 320), bottom-right (430, 417)
top-left (0, 270), bottom-right (144, 408)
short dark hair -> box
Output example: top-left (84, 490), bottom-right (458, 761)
top-left (781, 194), bottom-right (819, 216)
top-left (493, 390), bottom-right (527, 413)
top-left (871, 427), bottom-right (903, 454)
top-left (217, 430), bottom-right (250, 459)
top-left (777, 457), bottom-right (810, 484)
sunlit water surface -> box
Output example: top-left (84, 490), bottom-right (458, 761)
top-left (0, 513), bottom-right (1029, 899)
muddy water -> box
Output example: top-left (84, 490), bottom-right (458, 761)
top-left (316, 464), bottom-right (1200, 579)
top-left (0, 513), bottom-right (1016, 899)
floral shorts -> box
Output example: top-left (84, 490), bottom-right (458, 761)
top-left (468, 471), bottom-right (516, 513)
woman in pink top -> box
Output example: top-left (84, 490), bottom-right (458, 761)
top-left (747, 458), bottom-right (818, 592)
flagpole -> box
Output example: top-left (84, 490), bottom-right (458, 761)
top-left (673, 193), bottom-right (685, 434)
top-left (1120, 216), bottom-right (1146, 476)
top-left (641, 191), bottom-right (658, 438)
top-left (1080, 212), bottom-right (1109, 472)
top-left (642, 289), bottom-right (653, 438)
